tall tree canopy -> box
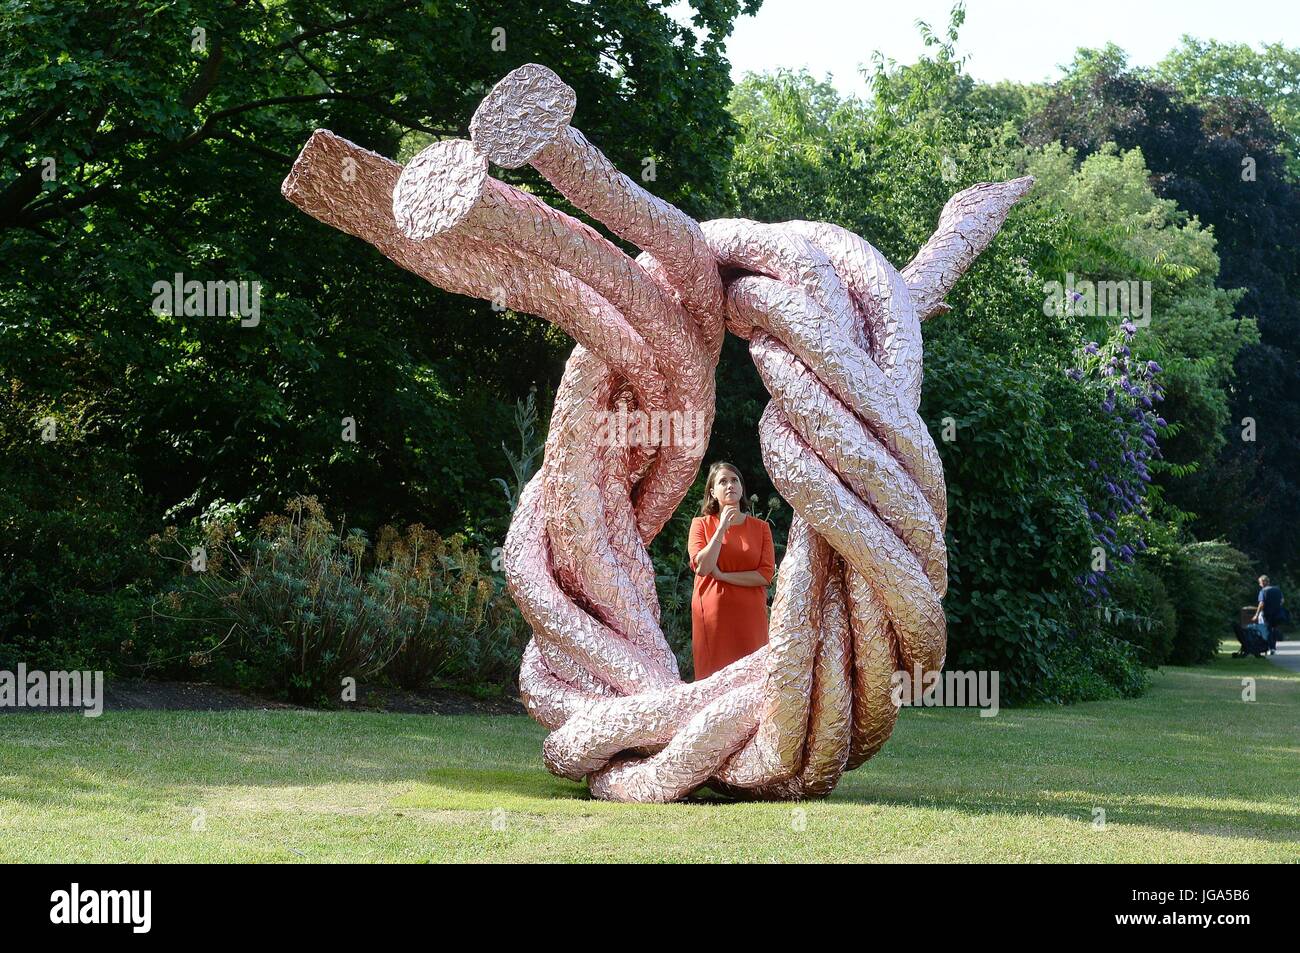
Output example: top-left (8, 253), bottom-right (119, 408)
top-left (1, 0), bottom-right (761, 529)
top-left (1154, 36), bottom-right (1300, 180)
top-left (1024, 53), bottom-right (1300, 574)
top-left (0, 0), bottom-right (761, 651)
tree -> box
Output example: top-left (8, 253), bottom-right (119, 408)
top-left (1024, 56), bottom-right (1300, 573)
top-left (1154, 36), bottom-right (1300, 180)
top-left (726, 29), bottom-right (1150, 700)
top-left (1021, 140), bottom-right (1256, 506)
top-left (0, 0), bottom-right (761, 658)
top-left (0, 0), bottom-right (761, 528)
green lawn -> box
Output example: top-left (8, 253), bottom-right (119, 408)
top-left (1, 647), bottom-right (1295, 862)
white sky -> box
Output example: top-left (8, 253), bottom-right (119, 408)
top-left (671, 0), bottom-right (1300, 99)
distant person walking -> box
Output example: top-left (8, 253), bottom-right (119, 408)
top-left (1254, 575), bottom-right (1286, 655)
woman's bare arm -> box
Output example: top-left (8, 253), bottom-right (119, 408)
top-left (693, 523), bottom-right (728, 576)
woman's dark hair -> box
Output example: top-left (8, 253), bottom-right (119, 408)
top-left (698, 461), bottom-right (750, 517)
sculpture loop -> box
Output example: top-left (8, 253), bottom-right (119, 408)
top-left (282, 63), bottom-right (1032, 802)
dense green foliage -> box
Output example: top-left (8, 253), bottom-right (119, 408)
top-left (0, 0), bottom-right (757, 678)
top-left (723, 5), bottom-right (1277, 699)
top-left (153, 496), bottom-right (527, 702)
top-left (1025, 46), bottom-right (1300, 576)
top-left (1, 1), bottom-right (1291, 703)
top-left (0, 396), bottom-right (164, 671)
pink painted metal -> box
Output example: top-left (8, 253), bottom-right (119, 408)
top-left (282, 63), bottom-right (1033, 803)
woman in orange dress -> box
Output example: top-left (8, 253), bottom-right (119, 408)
top-left (687, 461), bottom-right (776, 680)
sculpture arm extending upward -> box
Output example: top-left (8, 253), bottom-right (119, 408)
top-left (903, 176), bottom-right (1035, 320)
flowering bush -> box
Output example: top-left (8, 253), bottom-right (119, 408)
top-left (152, 496), bottom-right (528, 702)
top-left (1068, 320), bottom-right (1167, 603)
top-left (923, 339), bottom-right (1117, 702)
top-left (1067, 324), bottom-right (1255, 667)
top-left (376, 522), bottom-right (528, 689)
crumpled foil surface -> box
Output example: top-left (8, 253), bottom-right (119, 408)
top-left (282, 62), bottom-right (1033, 803)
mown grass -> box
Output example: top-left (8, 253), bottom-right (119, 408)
top-left (0, 646), bottom-right (1294, 862)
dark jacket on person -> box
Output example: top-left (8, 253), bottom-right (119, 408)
top-left (1259, 586), bottom-right (1283, 624)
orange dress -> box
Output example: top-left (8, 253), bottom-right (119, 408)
top-left (688, 513), bottom-right (776, 680)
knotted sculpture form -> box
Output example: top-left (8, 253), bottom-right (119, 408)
top-left (283, 64), bottom-right (1032, 803)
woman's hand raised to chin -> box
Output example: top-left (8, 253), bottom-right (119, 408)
top-left (718, 504), bottom-right (741, 530)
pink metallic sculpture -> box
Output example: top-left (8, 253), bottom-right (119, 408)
top-left (282, 63), bottom-right (1032, 803)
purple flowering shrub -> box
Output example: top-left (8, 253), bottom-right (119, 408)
top-left (922, 331), bottom-right (1143, 702)
top-left (1067, 319), bottom-right (1167, 606)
